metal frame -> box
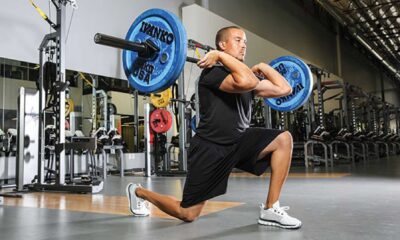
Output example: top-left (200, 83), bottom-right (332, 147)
top-left (16, 88), bottom-right (26, 191)
top-left (178, 73), bottom-right (188, 172)
top-left (16, 87), bottom-right (40, 191)
top-left (304, 140), bottom-right (331, 170)
top-left (144, 103), bottom-right (152, 177)
top-left (32, 1), bottom-right (103, 193)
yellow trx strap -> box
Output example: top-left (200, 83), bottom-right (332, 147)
top-left (29, 0), bottom-right (57, 29)
top-left (78, 72), bottom-right (95, 88)
top-left (65, 98), bottom-right (74, 116)
top-left (195, 48), bottom-right (202, 59)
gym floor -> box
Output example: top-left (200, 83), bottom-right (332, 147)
top-left (1, 158), bottom-right (400, 240)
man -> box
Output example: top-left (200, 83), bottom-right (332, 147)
top-left (126, 26), bottom-right (302, 229)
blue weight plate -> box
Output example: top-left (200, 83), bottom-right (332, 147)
top-left (264, 56), bottom-right (313, 112)
top-left (123, 9), bottom-right (187, 93)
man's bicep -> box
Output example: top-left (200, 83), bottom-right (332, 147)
top-left (219, 74), bottom-right (243, 93)
top-left (219, 74), bottom-right (261, 93)
top-left (254, 80), bottom-right (283, 98)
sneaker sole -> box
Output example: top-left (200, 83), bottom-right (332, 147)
top-left (258, 219), bottom-right (301, 229)
top-left (125, 183), bottom-right (149, 217)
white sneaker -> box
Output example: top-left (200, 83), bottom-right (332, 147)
top-left (258, 201), bottom-right (302, 229)
top-left (126, 183), bottom-right (150, 216)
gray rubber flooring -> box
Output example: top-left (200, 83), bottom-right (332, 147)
top-left (1, 157), bottom-right (400, 240)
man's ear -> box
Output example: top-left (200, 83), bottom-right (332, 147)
top-left (218, 41), bottom-right (226, 50)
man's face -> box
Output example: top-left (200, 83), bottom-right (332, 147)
top-left (219, 28), bottom-right (247, 61)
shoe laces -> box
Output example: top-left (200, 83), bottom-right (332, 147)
top-left (133, 184), bottom-right (148, 209)
top-left (137, 198), bottom-right (149, 209)
top-left (260, 203), bottom-right (290, 216)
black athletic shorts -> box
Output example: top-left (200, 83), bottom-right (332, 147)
top-left (180, 127), bottom-right (284, 208)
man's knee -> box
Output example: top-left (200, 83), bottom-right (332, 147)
top-left (180, 209), bottom-right (200, 222)
top-left (276, 131), bottom-right (293, 147)
top-left (178, 201), bottom-right (206, 222)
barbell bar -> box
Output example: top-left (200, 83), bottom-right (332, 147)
top-left (94, 8), bottom-right (313, 112)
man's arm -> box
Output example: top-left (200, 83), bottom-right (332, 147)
top-left (252, 63), bottom-right (292, 98)
top-left (197, 50), bottom-right (259, 93)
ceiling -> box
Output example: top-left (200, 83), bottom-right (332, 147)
top-left (316, 0), bottom-right (400, 82)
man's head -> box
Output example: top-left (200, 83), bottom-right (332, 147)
top-left (215, 26), bottom-right (247, 61)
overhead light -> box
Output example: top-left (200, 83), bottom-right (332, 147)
top-left (382, 60), bottom-right (396, 73)
top-left (355, 35), bottom-right (383, 60)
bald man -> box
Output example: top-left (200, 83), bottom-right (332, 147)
top-left (126, 26), bottom-right (302, 229)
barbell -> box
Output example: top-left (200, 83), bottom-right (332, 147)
top-left (94, 8), bottom-right (313, 112)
